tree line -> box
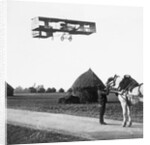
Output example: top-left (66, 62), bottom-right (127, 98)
top-left (14, 85), bottom-right (65, 93)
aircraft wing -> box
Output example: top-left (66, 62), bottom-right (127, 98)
top-left (31, 16), bottom-right (96, 38)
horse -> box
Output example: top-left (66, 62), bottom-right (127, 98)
top-left (106, 74), bottom-right (143, 127)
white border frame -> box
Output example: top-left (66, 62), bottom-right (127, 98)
top-left (1, 0), bottom-right (150, 145)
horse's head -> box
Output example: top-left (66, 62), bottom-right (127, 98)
top-left (106, 77), bottom-right (114, 89)
top-left (106, 74), bottom-right (121, 90)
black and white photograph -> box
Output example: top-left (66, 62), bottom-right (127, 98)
top-left (2, 0), bottom-right (146, 144)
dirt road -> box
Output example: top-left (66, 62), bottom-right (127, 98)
top-left (7, 109), bottom-right (143, 140)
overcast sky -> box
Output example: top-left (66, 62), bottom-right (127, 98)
top-left (7, 1), bottom-right (143, 90)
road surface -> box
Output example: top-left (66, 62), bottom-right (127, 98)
top-left (7, 109), bottom-right (143, 140)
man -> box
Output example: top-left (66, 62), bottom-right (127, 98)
top-left (97, 86), bottom-right (108, 125)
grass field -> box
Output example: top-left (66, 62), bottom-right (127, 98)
top-left (7, 124), bottom-right (88, 144)
top-left (7, 93), bottom-right (143, 123)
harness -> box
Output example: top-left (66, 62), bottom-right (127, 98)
top-left (107, 75), bottom-right (143, 105)
top-left (112, 75), bottom-right (142, 106)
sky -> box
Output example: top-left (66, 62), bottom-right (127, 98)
top-left (7, 0), bottom-right (143, 91)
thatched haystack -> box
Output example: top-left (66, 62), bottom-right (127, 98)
top-left (6, 82), bottom-right (14, 96)
top-left (71, 68), bottom-right (105, 103)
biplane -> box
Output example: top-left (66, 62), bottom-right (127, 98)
top-left (31, 16), bottom-right (96, 41)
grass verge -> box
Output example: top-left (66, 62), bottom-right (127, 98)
top-left (7, 124), bottom-right (88, 145)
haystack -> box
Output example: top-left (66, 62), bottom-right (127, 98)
top-left (6, 82), bottom-right (14, 96)
top-left (71, 68), bottom-right (105, 103)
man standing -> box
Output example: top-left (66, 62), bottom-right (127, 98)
top-left (97, 86), bottom-right (108, 125)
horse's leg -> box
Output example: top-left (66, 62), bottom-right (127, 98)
top-left (127, 105), bottom-right (132, 127)
top-left (122, 103), bottom-right (127, 127)
top-left (118, 95), bottom-right (127, 127)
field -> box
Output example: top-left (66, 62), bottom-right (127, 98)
top-left (7, 93), bottom-right (143, 144)
top-left (7, 93), bottom-right (143, 122)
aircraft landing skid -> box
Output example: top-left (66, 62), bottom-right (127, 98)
top-left (61, 33), bottom-right (72, 41)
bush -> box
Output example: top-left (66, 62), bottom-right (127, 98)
top-left (58, 94), bottom-right (80, 104)
top-left (65, 95), bottom-right (80, 104)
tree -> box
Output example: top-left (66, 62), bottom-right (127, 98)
top-left (23, 88), bottom-right (30, 93)
top-left (51, 87), bottom-right (56, 93)
top-left (14, 86), bottom-right (23, 93)
top-left (67, 88), bottom-right (73, 93)
top-left (29, 87), bottom-right (37, 93)
top-left (37, 87), bottom-right (45, 93)
top-left (46, 88), bottom-right (52, 93)
top-left (58, 88), bottom-right (65, 93)
top-left (36, 85), bottom-right (45, 93)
